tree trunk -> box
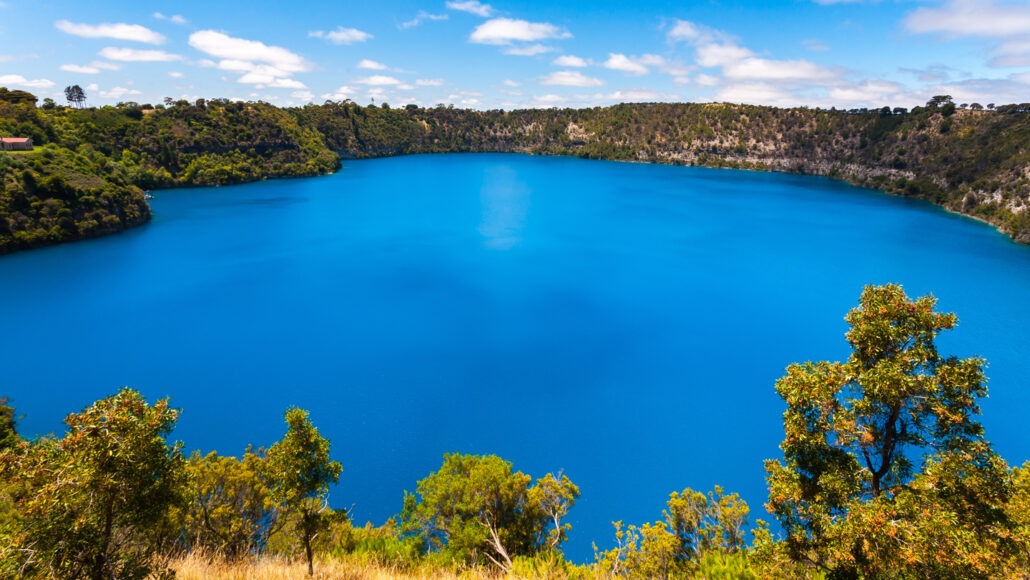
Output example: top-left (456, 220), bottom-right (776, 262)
top-left (92, 497), bottom-right (114, 580)
top-left (305, 528), bottom-right (314, 576)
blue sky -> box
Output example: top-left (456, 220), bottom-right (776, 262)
top-left (1, 0), bottom-right (1029, 109)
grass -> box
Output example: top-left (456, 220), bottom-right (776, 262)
top-left (166, 552), bottom-right (497, 580)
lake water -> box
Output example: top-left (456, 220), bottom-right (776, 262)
top-left (3, 153), bottom-right (1030, 560)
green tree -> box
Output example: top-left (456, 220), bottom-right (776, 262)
top-left (0, 388), bottom-right (187, 580)
top-left (265, 407), bottom-right (342, 576)
top-left (0, 397), bottom-right (17, 451)
top-left (401, 453), bottom-right (579, 572)
top-left (765, 284), bottom-right (1022, 577)
top-left (594, 486), bottom-right (751, 578)
top-left (64, 85), bottom-right (86, 109)
top-left (182, 449), bottom-right (284, 559)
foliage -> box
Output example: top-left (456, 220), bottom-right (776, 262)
top-left (400, 453), bottom-right (579, 572)
top-left (765, 284), bottom-right (1023, 578)
top-left (64, 86), bottom-right (86, 109)
top-left (0, 388), bottom-right (187, 580)
top-left (265, 407), bottom-right (342, 576)
top-left (181, 449), bottom-right (284, 559)
top-left (593, 486), bottom-right (750, 578)
top-left (0, 396), bottom-right (17, 451)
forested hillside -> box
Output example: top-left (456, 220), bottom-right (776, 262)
top-left (0, 93), bottom-right (337, 253)
top-left (2, 88), bottom-right (1029, 254)
top-left (297, 100), bottom-right (1030, 243)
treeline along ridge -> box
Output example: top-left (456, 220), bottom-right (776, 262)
top-left (2, 88), bottom-right (1030, 253)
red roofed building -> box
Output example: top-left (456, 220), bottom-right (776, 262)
top-left (0, 137), bottom-right (33, 151)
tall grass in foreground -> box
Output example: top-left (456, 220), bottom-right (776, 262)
top-left (167, 551), bottom-right (496, 580)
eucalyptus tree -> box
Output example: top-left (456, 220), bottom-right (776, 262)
top-left (401, 453), bottom-right (579, 572)
top-left (0, 388), bottom-right (187, 580)
top-left (766, 284), bottom-right (1022, 577)
top-left (265, 407), bottom-right (342, 576)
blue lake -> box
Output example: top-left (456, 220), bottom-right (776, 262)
top-left (3, 153), bottom-right (1030, 560)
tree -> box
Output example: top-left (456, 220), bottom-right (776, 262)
top-left (64, 84), bottom-right (86, 108)
top-left (765, 284), bottom-right (1022, 577)
top-left (265, 407), bottom-right (341, 576)
top-left (0, 397), bottom-right (17, 451)
top-left (0, 88), bottom-right (37, 106)
top-left (595, 486), bottom-right (751, 578)
top-left (182, 449), bottom-right (285, 559)
top-left (926, 95), bottom-right (953, 108)
top-left (0, 388), bottom-right (187, 580)
top-left (401, 453), bottom-right (579, 572)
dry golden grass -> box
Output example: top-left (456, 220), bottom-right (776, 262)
top-left (167, 551), bottom-right (497, 580)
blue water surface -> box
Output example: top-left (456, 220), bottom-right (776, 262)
top-left (3, 153), bottom-right (1030, 561)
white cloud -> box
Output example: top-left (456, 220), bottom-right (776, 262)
top-left (552, 55), bottom-right (587, 67)
top-left (416, 78), bottom-right (444, 86)
top-left (168, 71), bottom-right (184, 78)
top-left (191, 31), bottom-right (310, 72)
top-left (321, 86), bottom-right (355, 100)
top-left (400, 11), bottom-right (448, 29)
top-left (60, 64), bottom-right (100, 74)
top-left (694, 73), bottom-right (719, 87)
top-left (357, 59), bottom-right (388, 70)
top-left (604, 53), bottom-right (649, 75)
top-left (503, 79), bottom-right (520, 87)
top-left (470, 18), bottom-right (571, 45)
top-left (55, 20), bottom-right (165, 44)
top-left (189, 31), bottom-right (311, 89)
top-left (826, 79), bottom-right (903, 104)
top-left (0, 74), bottom-right (54, 88)
top-left (905, 0), bottom-right (1030, 38)
top-left (540, 70), bottom-right (603, 87)
top-left (446, 0), bottom-right (494, 17)
top-left (265, 78), bottom-right (306, 89)
top-left (715, 82), bottom-right (800, 107)
top-left (309, 27), bottom-right (373, 45)
top-left (99, 47), bottom-right (183, 62)
top-left (607, 89), bottom-right (678, 102)
top-left (355, 75), bottom-right (401, 85)
top-left (724, 57), bottom-right (836, 81)
top-left (905, 0), bottom-right (1030, 68)
top-left (85, 83), bottom-right (99, 91)
top-left (504, 44), bottom-right (553, 56)
top-left (99, 86), bottom-right (142, 99)
top-left (153, 13), bottom-right (187, 25)
top-left (534, 93), bottom-right (565, 104)
top-left (667, 20), bottom-right (704, 43)
top-left (695, 43), bottom-right (754, 68)
top-left (291, 90), bottom-right (315, 101)
top-left (61, 60), bottom-right (120, 74)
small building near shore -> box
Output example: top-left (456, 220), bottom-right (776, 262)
top-left (0, 137), bottom-right (33, 151)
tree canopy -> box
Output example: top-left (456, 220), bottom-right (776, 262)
top-left (265, 407), bottom-right (342, 576)
top-left (401, 453), bottom-right (579, 572)
top-left (765, 284), bottom-right (1022, 577)
top-left (0, 388), bottom-right (187, 580)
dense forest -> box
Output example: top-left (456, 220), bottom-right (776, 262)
top-left (2, 284), bottom-right (1029, 579)
top-left (1, 87), bottom-right (1030, 254)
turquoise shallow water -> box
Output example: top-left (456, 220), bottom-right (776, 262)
top-left (3, 153), bottom-right (1030, 560)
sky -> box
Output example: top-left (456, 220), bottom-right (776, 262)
top-left (1, 0), bottom-right (1029, 110)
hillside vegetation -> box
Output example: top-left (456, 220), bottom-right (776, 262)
top-left (2, 90), bottom-right (1029, 254)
